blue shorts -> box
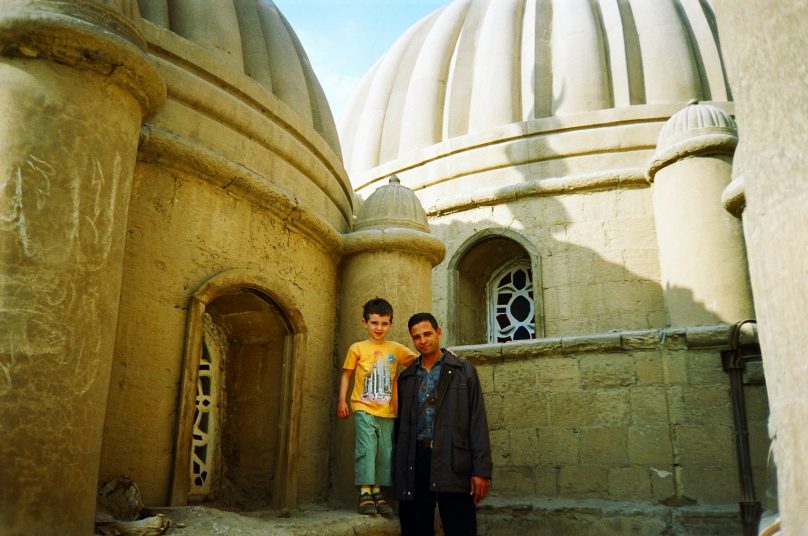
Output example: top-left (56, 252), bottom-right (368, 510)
top-left (354, 410), bottom-right (394, 486)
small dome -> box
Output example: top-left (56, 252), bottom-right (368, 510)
top-left (647, 100), bottom-right (738, 181)
top-left (137, 0), bottom-right (340, 155)
top-left (340, 0), bottom-right (731, 180)
top-left (353, 176), bottom-right (430, 232)
top-left (655, 100), bottom-right (737, 153)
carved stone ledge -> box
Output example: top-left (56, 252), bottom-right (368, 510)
top-left (452, 323), bottom-right (759, 362)
top-left (0, 0), bottom-right (165, 118)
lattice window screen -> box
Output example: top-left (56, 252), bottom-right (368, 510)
top-left (488, 263), bottom-right (536, 343)
top-left (190, 313), bottom-right (225, 497)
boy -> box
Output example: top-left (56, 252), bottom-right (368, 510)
top-left (338, 297), bottom-right (416, 515)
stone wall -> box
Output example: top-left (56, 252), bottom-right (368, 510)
top-left (456, 325), bottom-right (769, 532)
top-left (432, 185), bottom-right (667, 343)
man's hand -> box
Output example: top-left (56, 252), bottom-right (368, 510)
top-left (337, 400), bottom-right (350, 419)
top-left (470, 476), bottom-right (490, 504)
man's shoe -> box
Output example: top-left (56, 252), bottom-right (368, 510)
top-left (373, 492), bottom-right (393, 515)
top-left (358, 492), bottom-right (376, 515)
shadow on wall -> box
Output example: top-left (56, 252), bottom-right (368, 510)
top-left (429, 193), bottom-right (726, 347)
top-left (417, 109), bottom-right (768, 520)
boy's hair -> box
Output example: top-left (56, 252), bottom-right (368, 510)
top-left (363, 297), bottom-right (394, 322)
top-left (408, 312), bottom-right (439, 331)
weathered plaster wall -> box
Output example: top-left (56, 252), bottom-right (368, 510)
top-left (100, 161), bottom-right (339, 505)
top-left (0, 2), bottom-right (165, 533)
top-left (0, 60), bottom-right (143, 534)
top-left (96, 12), bottom-right (350, 507)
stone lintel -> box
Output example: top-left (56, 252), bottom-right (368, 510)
top-left (458, 344), bottom-right (503, 364)
top-left (452, 323), bottom-right (759, 363)
top-left (562, 332), bottom-right (623, 353)
top-left (621, 330), bottom-right (663, 349)
top-left (686, 322), bottom-right (758, 349)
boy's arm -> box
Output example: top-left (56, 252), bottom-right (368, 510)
top-left (401, 348), bottom-right (418, 367)
top-left (337, 368), bottom-right (353, 420)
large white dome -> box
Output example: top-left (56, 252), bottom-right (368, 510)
top-left (340, 0), bottom-right (730, 192)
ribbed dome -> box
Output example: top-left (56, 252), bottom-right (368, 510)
top-left (137, 0), bottom-right (340, 155)
top-left (646, 100), bottom-right (738, 182)
top-left (340, 0), bottom-right (731, 180)
top-left (656, 100), bottom-right (737, 152)
top-left (354, 176), bottom-right (430, 232)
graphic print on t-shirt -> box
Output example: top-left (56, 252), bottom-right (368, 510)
top-left (361, 351), bottom-right (395, 404)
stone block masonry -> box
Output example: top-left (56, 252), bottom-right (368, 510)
top-left (453, 324), bottom-right (770, 532)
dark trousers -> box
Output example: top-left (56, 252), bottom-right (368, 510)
top-left (399, 445), bottom-right (477, 536)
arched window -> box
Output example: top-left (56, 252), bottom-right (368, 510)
top-left (488, 263), bottom-right (536, 343)
top-left (448, 230), bottom-right (543, 346)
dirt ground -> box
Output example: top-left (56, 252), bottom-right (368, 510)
top-left (151, 504), bottom-right (400, 536)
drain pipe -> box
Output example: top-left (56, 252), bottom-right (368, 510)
top-left (721, 320), bottom-right (763, 536)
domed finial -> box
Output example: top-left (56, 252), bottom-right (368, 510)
top-left (646, 101), bottom-right (738, 182)
top-left (687, 98), bottom-right (699, 106)
top-left (353, 175), bottom-right (429, 232)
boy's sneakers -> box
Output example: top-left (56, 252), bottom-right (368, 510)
top-left (373, 492), bottom-right (393, 515)
top-left (358, 492), bottom-right (376, 515)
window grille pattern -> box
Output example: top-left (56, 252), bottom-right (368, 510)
top-left (190, 314), bottom-right (225, 497)
top-left (489, 264), bottom-right (535, 343)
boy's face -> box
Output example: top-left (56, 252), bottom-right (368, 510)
top-left (363, 313), bottom-right (392, 343)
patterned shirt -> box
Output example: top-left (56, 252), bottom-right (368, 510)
top-left (416, 356), bottom-right (443, 441)
top-left (343, 340), bottom-right (416, 418)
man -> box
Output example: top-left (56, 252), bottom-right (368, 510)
top-left (394, 312), bottom-right (492, 535)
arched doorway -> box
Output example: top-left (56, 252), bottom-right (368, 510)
top-left (170, 271), bottom-right (305, 510)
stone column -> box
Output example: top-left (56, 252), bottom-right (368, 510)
top-left (646, 101), bottom-right (754, 327)
top-left (333, 176), bottom-right (445, 503)
top-left (0, 2), bottom-right (165, 535)
top-left (712, 3), bottom-right (808, 532)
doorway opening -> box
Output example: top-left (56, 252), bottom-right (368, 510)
top-left (172, 281), bottom-right (302, 511)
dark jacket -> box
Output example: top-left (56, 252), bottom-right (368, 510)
top-left (394, 349), bottom-right (492, 499)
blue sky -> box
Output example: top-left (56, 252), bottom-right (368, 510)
top-left (273, 0), bottom-right (447, 124)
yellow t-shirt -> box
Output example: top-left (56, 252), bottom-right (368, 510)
top-left (343, 340), bottom-right (417, 418)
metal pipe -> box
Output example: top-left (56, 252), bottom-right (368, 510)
top-left (721, 320), bottom-right (762, 536)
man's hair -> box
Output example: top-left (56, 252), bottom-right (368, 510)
top-left (363, 297), bottom-right (394, 321)
top-left (407, 312), bottom-right (439, 331)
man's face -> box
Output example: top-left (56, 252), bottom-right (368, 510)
top-left (363, 313), bottom-right (392, 342)
top-left (409, 320), bottom-right (442, 357)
